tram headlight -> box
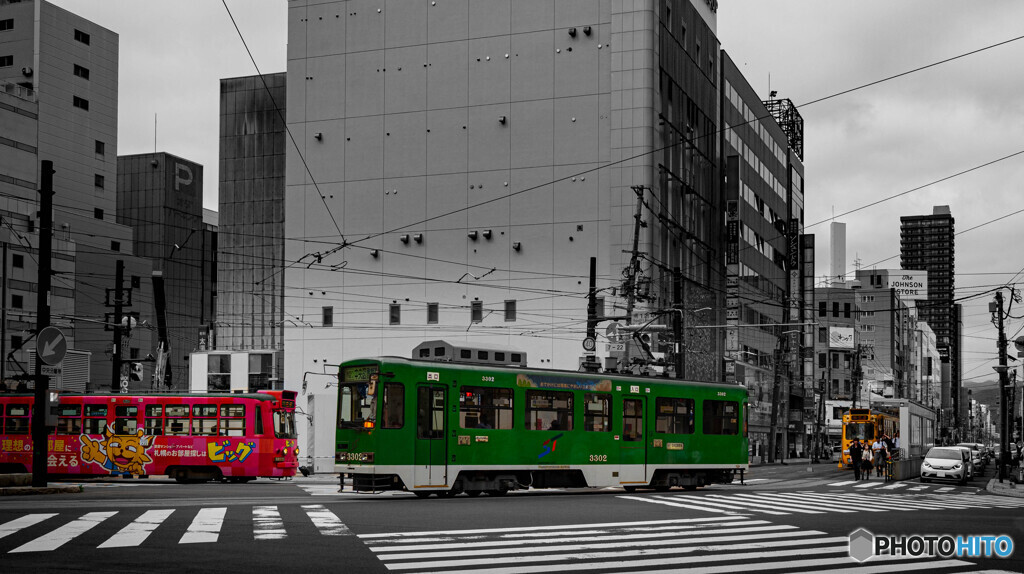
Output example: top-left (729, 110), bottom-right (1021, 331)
top-left (360, 452), bottom-right (374, 463)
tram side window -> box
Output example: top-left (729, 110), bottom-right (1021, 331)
top-left (382, 383), bottom-right (404, 429)
top-left (83, 405), bottom-right (107, 435)
top-left (220, 404), bottom-right (246, 436)
top-left (459, 386), bottom-right (513, 429)
top-left (584, 393), bottom-right (611, 432)
top-left (144, 405), bottom-right (163, 436)
top-left (4, 404), bottom-right (31, 434)
top-left (192, 404), bottom-right (219, 435)
top-left (703, 400), bottom-right (739, 435)
top-left (655, 397), bottom-right (694, 434)
top-left (114, 405), bottom-right (139, 434)
top-left (57, 404), bottom-right (82, 434)
top-left (164, 405), bottom-right (190, 435)
top-left (525, 390), bottom-right (573, 430)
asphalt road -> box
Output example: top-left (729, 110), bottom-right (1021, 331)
top-left (1, 462), bottom-right (1020, 573)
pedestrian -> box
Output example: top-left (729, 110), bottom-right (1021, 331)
top-left (861, 449), bottom-right (873, 480)
top-left (872, 436), bottom-right (886, 477)
top-left (849, 439), bottom-right (864, 480)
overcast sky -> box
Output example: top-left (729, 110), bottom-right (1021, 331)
top-left (49, 0), bottom-right (1023, 385)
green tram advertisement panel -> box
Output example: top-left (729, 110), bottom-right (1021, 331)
top-left (335, 357), bottom-right (748, 497)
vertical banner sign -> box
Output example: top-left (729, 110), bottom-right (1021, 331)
top-left (725, 200), bottom-right (740, 382)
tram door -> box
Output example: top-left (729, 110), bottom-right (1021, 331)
top-left (414, 385), bottom-right (448, 487)
top-left (619, 397), bottom-right (647, 486)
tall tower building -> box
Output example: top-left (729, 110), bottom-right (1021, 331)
top-left (216, 73), bottom-right (286, 372)
top-left (900, 205), bottom-right (958, 431)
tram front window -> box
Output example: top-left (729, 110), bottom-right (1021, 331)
top-left (846, 422), bottom-right (874, 441)
top-left (338, 383), bottom-right (374, 428)
top-left (274, 410), bottom-right (297, 438)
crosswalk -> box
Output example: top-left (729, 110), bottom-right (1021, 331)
top-left (359, 516), bottom-right (982, 573)
top-left (621, 489), bottom-right (1024, 516)
top-left (0, 504), bottom-right (351, 554)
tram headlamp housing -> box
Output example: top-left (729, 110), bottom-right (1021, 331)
top-left (360, 452), bottom-right (374, 463)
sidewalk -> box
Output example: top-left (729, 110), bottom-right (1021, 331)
top-left (0, 474), bottom-right (83, 496)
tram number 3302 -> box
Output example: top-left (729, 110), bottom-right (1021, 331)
top-left (589, 454), bottom-right (608, 462)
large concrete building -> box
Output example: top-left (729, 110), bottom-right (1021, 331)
top-left (1, 0), bottom-right (155, 392)
top-left (282, 1), bottom-right (813, 456)
top-left (117, 153), bottom-right (217, 390)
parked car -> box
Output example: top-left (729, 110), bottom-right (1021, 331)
top-left (956, 443), bottom-right (986, 473)
top-left (921, 446), bottom-right (970, 484)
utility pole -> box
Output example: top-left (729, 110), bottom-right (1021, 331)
top-left (673, 267), bottom-right (683, 379)
top-left (111, 259), bottom-right (124, 392)
top-left (994, 291), bottom-right (1010, 482)
top-left (851, 345), bottom-right (863, 410)
top-left (31, 160), bottom-right (55, 488)
top-left (768, 333), bottom-right (789, 463)
top-left (621, 186), bottom-right (646, 366)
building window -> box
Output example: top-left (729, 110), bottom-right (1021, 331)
top-left (95, 140), bottom-right (105, 155)
top-left (426, 302), bottom-right (438, 324)
top-left (11, 335), bottom-right (23, 350)
top-left (12, 294), bottom-right (23, 309)
top-left (0, 19), bottom-right (13, 32)
top-left (818, 301), bottom-right (826, 317)
top-left (94, 208), bottom-right (103, 220)
top-left (389, 303), bottom-right (401, 325)
top-left (470, 300), bottom-right (483, 323)
top-left (0, 55), bottom-right (12, 68)
top-left (322, 306), bottom-right (333, 327)
top-left (74, 29), bottom-right (90, 44)
top-left (843, 303), bottom-right (851, 318)
top-left (818, 353), bottom-right (827, 368)
top-left (110, 241), bottom-right (120, 252)
top-left (504, 300), bottom-right (516, 322)
top-left (12, 253), bottom-right (23, 268)
top-left (832, 302), bottom-right (839, 317)
top-left (73, 64), bottom-right (90, 79)
top-left (94, 174), bottom-right (105, 189)
top-left (73, 96), bottom-right (89, 110)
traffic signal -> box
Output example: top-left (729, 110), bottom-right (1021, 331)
top-left (129, 362), bottom-right (143, 382)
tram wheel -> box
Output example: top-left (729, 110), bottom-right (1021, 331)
top-left (622, 486), bottom-right (638, 493)
top-left (413, 492), bottom-right (432, 499)
top-left (465, 490), bottom-right (482, 497)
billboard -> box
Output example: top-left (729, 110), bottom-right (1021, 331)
top-left (829, 327), bottom-right (855, 349)
top-left (887, 271), bottom-right (928, 301)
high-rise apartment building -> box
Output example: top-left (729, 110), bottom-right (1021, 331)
top-left (900, 205), bottom-right (959, 432)
top-left (216, 73), bottom-right (286, 374)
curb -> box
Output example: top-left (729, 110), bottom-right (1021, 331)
top-left (986, 477), bottom-right (1024, 498)
top-left (0, 485), bottom-right (84, 496)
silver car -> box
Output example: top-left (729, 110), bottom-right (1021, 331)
top-left (920, 446), bottom-right (969, 484)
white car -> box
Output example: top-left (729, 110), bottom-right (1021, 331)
top-left (920, 446), bottom-right (969, 484)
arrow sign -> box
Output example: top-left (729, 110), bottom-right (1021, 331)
top-left (37, 326), bottom-right (67, 366)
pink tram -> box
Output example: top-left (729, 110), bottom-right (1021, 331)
top-left (0, 390), bottom-right (299, 482)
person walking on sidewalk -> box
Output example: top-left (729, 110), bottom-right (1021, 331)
top-left (861, 450), bottom-right (874, 480)
top-left (872, 437), bottom-right (886, 477)
top-left (849, 439), bottom-right (864, 480)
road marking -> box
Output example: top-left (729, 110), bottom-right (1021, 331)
top-left (852, 481), bottom-right (883, 488)
top-left (707, 493), bottom-right (827, 514)
top-left (877, 482), bottom-right (909, 490)
top-left (97, 509), bottom-right (174, 549)
top-left (728, 491), bottom-right (857, 513)
top-left (9, 511), bottom-right (117, 553)
top-left (302, 504), bottom-right (351, 536)
top-left (616, 495), bottom-right (743, 514)
top-left (827, 480), bottom-right (858, 486)
top-left (179, 507), bottom-right (226, 544)
top-left (0, 514), bottom-right (57, 540)
top-left (253, 505), bottom-right (286, 540)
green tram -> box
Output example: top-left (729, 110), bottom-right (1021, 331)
top-left (335, 354), bottom-right (748, 497)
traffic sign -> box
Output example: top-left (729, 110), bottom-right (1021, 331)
top-left (36, 326), bottom-right (67, 366)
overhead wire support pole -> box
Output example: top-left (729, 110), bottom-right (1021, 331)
top-left (994, 290), bottom-right (1010, 482)
top-left (111, 259), bottom-right (124, 393)
top-left (622, 186), bottom-right (646, 366)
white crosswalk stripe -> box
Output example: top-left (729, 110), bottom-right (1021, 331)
top-left (621, 490), bottom-right (1024, 517)
top-left (359, 517), bottom-right (976, 573)
top-left (1, 504), bottom-right (350, 552)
